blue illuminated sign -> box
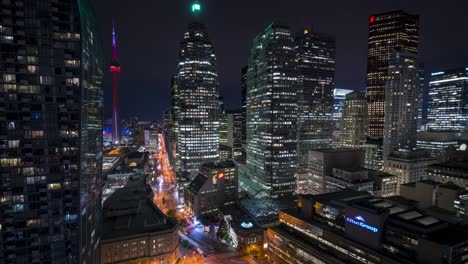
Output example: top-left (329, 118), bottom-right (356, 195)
top-left (346, 215), bottom-right (379, 233)
top-left (431, 71), bottom-right (445, 76)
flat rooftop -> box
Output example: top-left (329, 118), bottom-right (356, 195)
top-left (102, 174), bottom-right (177, 241)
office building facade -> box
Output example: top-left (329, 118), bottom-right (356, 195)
top-left (296, 29), bottom-right (336, 166)
top-left (267, 191), bottom-right (468, 264)
top-left (296, 149), bottom-right (365, 195)
top-left (365, 11), bottom-right (419, 171)
top-left (383, 150), bottom-right (436, 192)
top-left (383, 52), bottom-right (419, 158)
top-left (0, 0), bottom-right (103, 262)
top-left (340, 91), bottom-right (368, 148)
top-left (101, 175), bottom-right (178, 264)
top-left (173, 4), bottom-right (220, 179)
top-left (366, 10), bottom-right (419, 137)
top-left (185, 161), bottom-right (237, 216)
top-left (332, 88), bottom-right (353, 146)
top-left (243, 23), bottom-right (298, 198)
top-left (427, 68), bottom-right (468, 132)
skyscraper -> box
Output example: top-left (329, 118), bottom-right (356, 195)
top-left (243, 23), bottom-right (298, 198)
top-left (332, 88), bottom-right (353, 146)
top-left (383, 52), bottom-right (419, 158)
top-left (295, 29), bottom-right (336, 172)
top-left (366, 10), bottom-right (419, 137)
top-left (241, 66), bottom-right (248, 153)
top-left (173, 1), bottom-right (220, 179)
top-left (0, 0), bottom-right (103, 263)
top-left (365, 10), bottom-right (419, 170)
top-left (110, 22), bottom-right (121, 144)
top-left (427, 68), bottom-right (468, 132)
top-left (340, 91), bottom-right (368, 148)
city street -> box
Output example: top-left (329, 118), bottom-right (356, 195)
top-left (151, 133), bottom-right (260, 264)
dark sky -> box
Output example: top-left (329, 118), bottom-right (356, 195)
top-left (94, 0), bottom-right (468, 121)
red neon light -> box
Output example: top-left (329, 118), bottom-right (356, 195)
top-left (109, 66), bottom-right (121, 72)
top-left (369, 16), bottom-right (375, 23)
top-left (218, 173), bottom-right (224, 179)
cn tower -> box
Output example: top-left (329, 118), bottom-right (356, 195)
top-left (109, 21), bottom-right (121, 144)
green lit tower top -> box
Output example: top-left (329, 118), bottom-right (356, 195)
top-left (191, 1), bottom-right (201, 13)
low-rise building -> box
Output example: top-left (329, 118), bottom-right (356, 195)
top-left (325, 168), bottom-right (374, 193)
top-left (383, 149), bottom-right (436, 192)
top-left (369, 170), bottom-right (399, 197)
top-left (416, 131), bottom-right (463, 161)
top-left (220, 205), bottom-right (264, 254)
top-left (426, 162), bottom-right (468, 189)
top-left (101, 175), bottom-right (178, 264)
top-left (400, 180), bottom-right (467, 212)
top-left (184, 161), bottom-right (237, 216)
top-left (297, 148), bottom-right (365, 195)
top-left (267, 189), bottom-right (468, 264)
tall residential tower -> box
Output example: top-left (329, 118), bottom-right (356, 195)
top-left (0, 0), bottom-right (103, 263)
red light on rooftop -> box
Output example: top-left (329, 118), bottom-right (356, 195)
top-left (370, 16), bottom-right (375, 23)
top-left (109, 66), bottom-right (121, 72)
top-left (303, 29), bottom-right (309, 35)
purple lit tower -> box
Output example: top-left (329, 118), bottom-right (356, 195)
top-left (109, 21), bottom-right (121, 144)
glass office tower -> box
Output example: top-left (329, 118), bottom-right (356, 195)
top-left (427, 68), bottom-right (468, 132)
top-left (173, 3), bottom-right (220, 179)
top-left (295, 29), bottom-right (336, 173)
top-left (0, 0), bottom-right (103, 263)
top-left (366, 10), bottom-right (419, 137)
top-left (244, 23), bottom-right (298, 198)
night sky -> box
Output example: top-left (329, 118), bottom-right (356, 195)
top-left (94, 0), bottom-right (468, 121)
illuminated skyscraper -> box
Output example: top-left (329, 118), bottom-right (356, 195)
top-left (295, 29), bottom-right (336, 172)
top-left (341, 91), bottom-right (368, 148)
top-left (332, 88), bottom-right (353, 146)
top-left (0, 0), bottom-right (103, 263)
top-left (366, 10), bottom-right (419, 137)
top-left (110, 22), bottom-right (121, 144)
top-left (383, 52), bottom-right (419, 158)
top-left (174, 1), bottom-right (220, 179)
top-left (365, 10), bottom-right (419, 170)
top-left (427, 68), bottom-right (468, 132)
top-left (242, 23), bottom-right (298, 198)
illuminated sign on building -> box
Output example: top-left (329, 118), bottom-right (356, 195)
top-left (240, 222), bottom-right (253, 229)
top-left (345, 215), bottom-right (379, 233)
top-left (218, 172), bottom-right (224, 179)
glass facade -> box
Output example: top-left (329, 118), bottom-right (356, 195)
top-left (0, 0), bottom-right (103, 263)
top-left (296, 30), bottom-right (336, 173)
top-left (366, 11), bottom-right (419, 138)
top-left (244, 23), bottom-right (298, 198)
top-left (174, 21), bottom-right (220, 179)
top-left (340, 91), bottom-right (368, 148)
top-left (427, 68), bottom-right (468, 132)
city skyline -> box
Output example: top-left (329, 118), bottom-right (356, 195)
top-left (1, 0), bottom-right (468, 263)
top-left (95, 0), bottom-right (468, 120)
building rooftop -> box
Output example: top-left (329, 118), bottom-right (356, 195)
top-left (102, 174), bottom-right (177, 241)
top-left (427, 226), bottom-right (468, 246)
top-left (310, 148), bottom-right (364, 154)
top-left (386, 149), bottom-right (436, 162)
top-left (127, 151), bottom-right (144, 159)
top-left (186, 173), bottom-right (208, 194)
